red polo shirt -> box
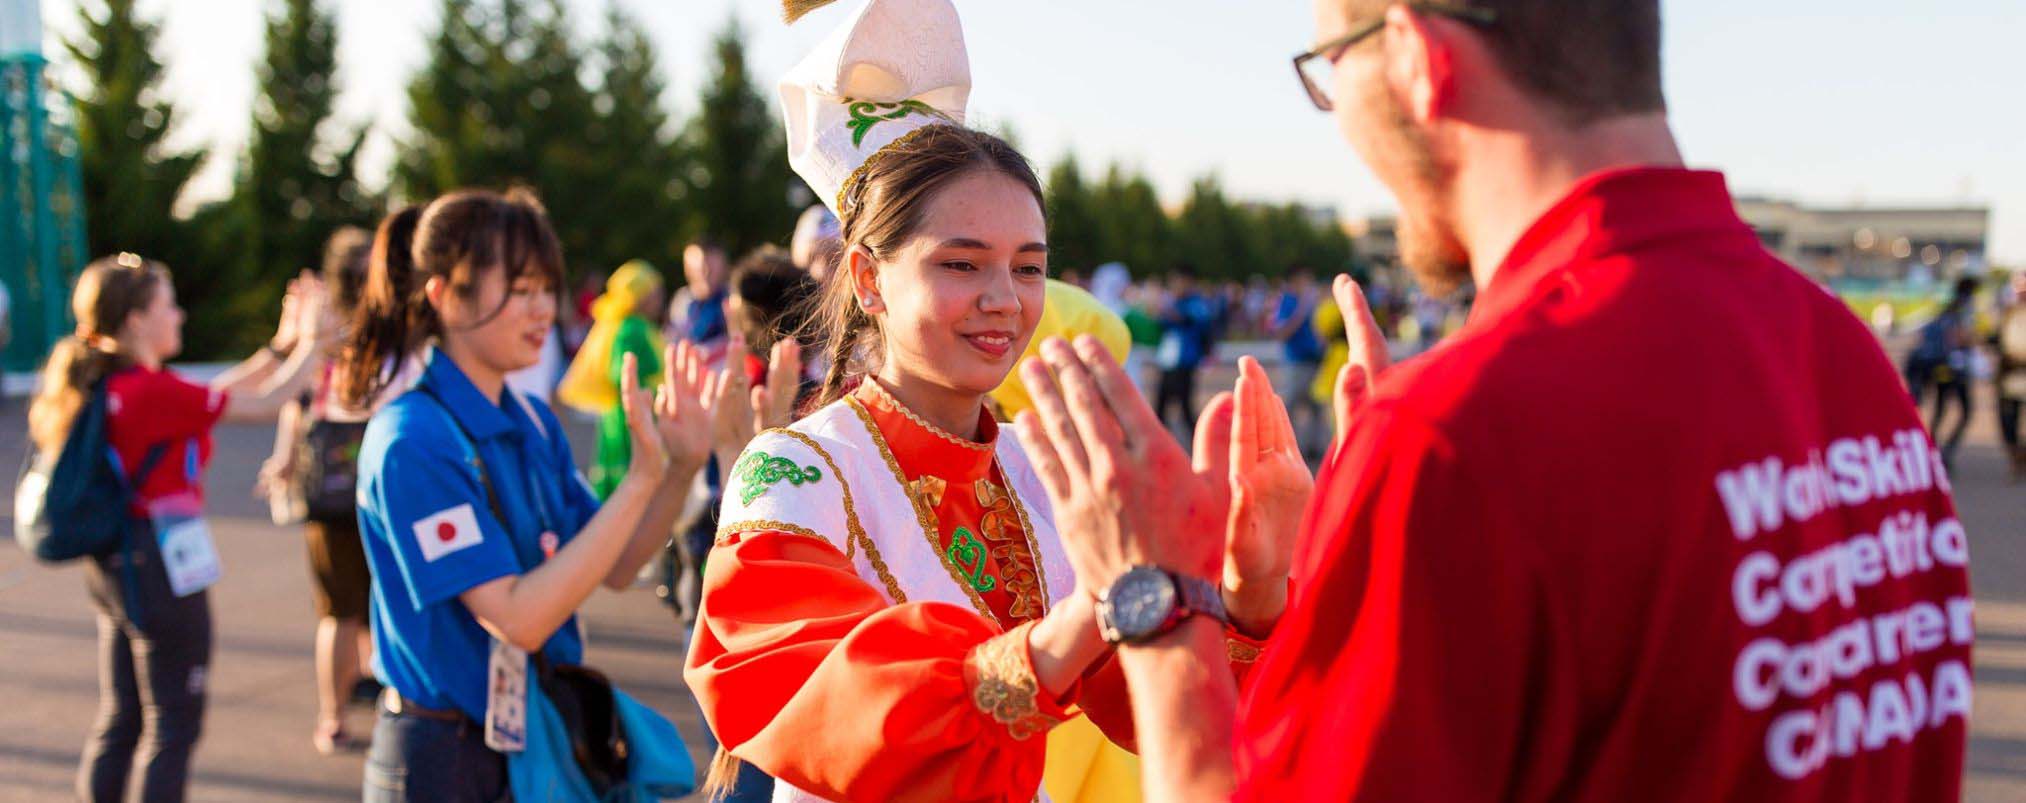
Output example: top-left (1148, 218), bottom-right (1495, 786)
top-left (105, 365), bottom-right (227, 513)
top-left (1236, 168), bottom-right (1969, 802)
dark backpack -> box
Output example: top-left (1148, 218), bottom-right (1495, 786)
top-left (13, 380), bottom-right (171, 563)
top-left (298, 418), bottom-right (369, 524)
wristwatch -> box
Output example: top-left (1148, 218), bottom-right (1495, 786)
top-left (1095, 565), bottom-right (1229, 645)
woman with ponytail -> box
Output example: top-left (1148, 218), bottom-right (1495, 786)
top-left (30, 252), bottom-right (334, 803)
top-left (346, 189), bottom-right (703, 802)
top-left (683, 3), bottom-right (1286, 801)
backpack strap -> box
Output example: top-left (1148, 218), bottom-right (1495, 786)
top-left (111, 439), bottom-right (175, 631)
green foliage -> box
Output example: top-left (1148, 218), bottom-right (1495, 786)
top-left (1173, 176), bottom-right (1263, 281)
top-left (1090, 164), bottom-right (1176, 278)
top-left (576, 2), bottom-right (688, 275)
top-left (682, 18), bottom-right (803, 258)
top-left (212, 0), bottom-right (379, 356)
top-left (63, 0), bottom-right (210, 339)
top-left (57, 1), bottom-right (1352, 364)
top-left (395, 0), bottom-right (605, 267)
top-left (1043, 154), bottom-right (1101, 274)
top-left (1048, 160), bottom-right (1349, 281)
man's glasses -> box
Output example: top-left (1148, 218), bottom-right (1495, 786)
top-left (1292, 2), bottom-right (1499, 112)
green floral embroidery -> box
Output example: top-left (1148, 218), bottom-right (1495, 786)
top-left (946, 527), bottom-right (997, 594)
top-left (733, 451), bottom-right (824, 505)
top-left (845, 98), bottom-right (938, 147)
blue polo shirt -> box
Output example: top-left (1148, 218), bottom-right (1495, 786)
top-left (357, 347), bottom-right (602, 720)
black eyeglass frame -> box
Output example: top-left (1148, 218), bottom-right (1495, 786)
top-left (1291, 2), bottom-right (1499, 111)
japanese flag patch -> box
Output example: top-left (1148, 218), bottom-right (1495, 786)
top-left (413, 503), bottom-right (485, 562)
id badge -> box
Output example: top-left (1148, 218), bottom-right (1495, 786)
top-left (148, 493), bottom-right (221, 598)
top-left (485, 638), bottom-right (529, 753)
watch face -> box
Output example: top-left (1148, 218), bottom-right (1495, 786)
top-left (1109, 567), bottom-right (1178, 640)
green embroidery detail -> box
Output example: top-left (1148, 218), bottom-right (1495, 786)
top-left (845, 98), bottom-right (938, 147)
top-left (733, 451), bottom-right (824, 505)
top-left (946, 527), bottom-right (997, 594)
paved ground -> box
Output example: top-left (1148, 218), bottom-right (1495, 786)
top-left (0, 361), bottom-right (2021, 801)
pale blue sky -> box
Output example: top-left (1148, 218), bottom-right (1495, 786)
top-left (37, 0), bottom-right (2026, 263)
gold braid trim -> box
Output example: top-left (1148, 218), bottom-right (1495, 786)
top-left (770, 428), bottom-right (904, 603)
top-left (863, 378), bottom-right (992, 452)
top-left (846, 397), bottom-right (993, 619)
top-left (837, 123), bottom-right (954, 216)
top-left (1227, 638), bottom-right (1263, 664)
top-left (963, 621), bottom-right (1061, 741)
top-left (714, 519), bottom-right (831, 546)
top-left (996, 463), bottom-right (1053, 609)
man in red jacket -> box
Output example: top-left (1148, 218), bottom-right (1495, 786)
top-left (1011, 1), bottom-right (1971, 800)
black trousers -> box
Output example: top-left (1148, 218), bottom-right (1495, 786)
top-left (78, 531), bottom-right (212, 803)
top-left (2000, 396), bottom-right (2022, 451)
top-left (1929, 380), bottom-right (1972, 465)
top-left (1156, 366), bottom-right (1199, 434)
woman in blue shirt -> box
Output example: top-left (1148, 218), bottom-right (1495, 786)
top-left (338, 189), bottom-right (711, 802)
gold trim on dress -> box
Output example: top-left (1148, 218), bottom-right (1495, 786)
top-left (714, 519), bottom-right (831, 545)
top-left (862, 378), bottom-right (993, 452)
top-left (994, 463), bottom-right (1054, 610)
top-left (975, 477), bottom-right (1046, 621)
top-left (771, 427), bottom-right (906, 604)
top-left (846, 397), bottom-right (994, 619)
top-left (963, 621), bottom-right (1060, 741)
top-left (1227, 638), bottom-right (1263, 664)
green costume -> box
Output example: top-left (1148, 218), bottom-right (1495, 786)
top-left (592, 316), bottom-right (662, 498)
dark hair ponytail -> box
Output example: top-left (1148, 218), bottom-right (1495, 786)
top-left (337, 188), bottom-right (564, 409)
top-left (28, 254), bottom-right (169, 453)
top-left (338, 204), bottom-right (425, 408)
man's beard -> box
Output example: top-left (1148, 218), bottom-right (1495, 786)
top-left (1373, 86), bottom-right (1471, 297)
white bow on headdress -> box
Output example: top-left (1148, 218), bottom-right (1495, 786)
top-left (778, 0), bottom-right (971, 215)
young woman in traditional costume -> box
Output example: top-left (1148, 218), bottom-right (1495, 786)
top-left (684, 2), bottom-right (1306, 801)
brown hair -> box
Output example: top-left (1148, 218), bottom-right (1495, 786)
top-left (728, 245), bottom-right (815, 352)
top-left (698, 126), bottom-right (1044, 802)
top-left (1348, 0), bottom-right (1664, 124)
top-left (321, 226), bottom-right (374, 320)
top-left (27, 254), bottom-right (171, 452)
top-left (337, 189), bottom-right (564, 408)
top-left (803, 124), bottom-right (1046, 407)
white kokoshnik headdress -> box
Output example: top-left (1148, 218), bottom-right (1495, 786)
top-left (779, 0), bottom-right (970, 216)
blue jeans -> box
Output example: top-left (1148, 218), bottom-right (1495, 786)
top-left (362, 707), bottom-right (509, 803)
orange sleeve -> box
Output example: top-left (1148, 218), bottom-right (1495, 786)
top-left (684, 530), bottom-right (1073, 803)
top-left (1072, 626), bottom-right (1270, 753)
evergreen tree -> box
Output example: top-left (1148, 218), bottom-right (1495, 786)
top-left (215, 0), bottom-right (377, 355)
top-left (396, 0), bottom-right (608, 279)
top-left (64, 0), bottom-right (205, 297)
top-left (1091, 163), bottom-right (1174, 277)
top-left (683, 17), bottom-right (799, 256)
top-left (1043, 154), bottom-right (1101, 275)
top-left (575, 2), bottom-right (687, 276)
top-left (395, 0), bottom-right (490, 197)
top-left (1172, 176), bottom-right (1261, 280)
top-left (516, 0), bottom-right (602, 269)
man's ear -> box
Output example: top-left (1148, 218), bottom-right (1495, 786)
top-left (849, 245), bottom-right (886, 313)
top-left (1383, 5), bottom-right (1457, 124)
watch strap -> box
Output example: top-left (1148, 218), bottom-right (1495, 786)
top-left (1172, 572), bottom-right (1230, 627)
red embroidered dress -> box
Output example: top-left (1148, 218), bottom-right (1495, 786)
top-left (686, 380), bottom-right (1262, 803)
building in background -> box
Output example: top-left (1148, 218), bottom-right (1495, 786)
top-left (1734, 198), bottom-right (1988, 283)
top-left (1353, 198), bottom-right (1990, 288)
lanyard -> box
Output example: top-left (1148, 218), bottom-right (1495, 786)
top-left (419, 386), bottom-right (562, 569)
